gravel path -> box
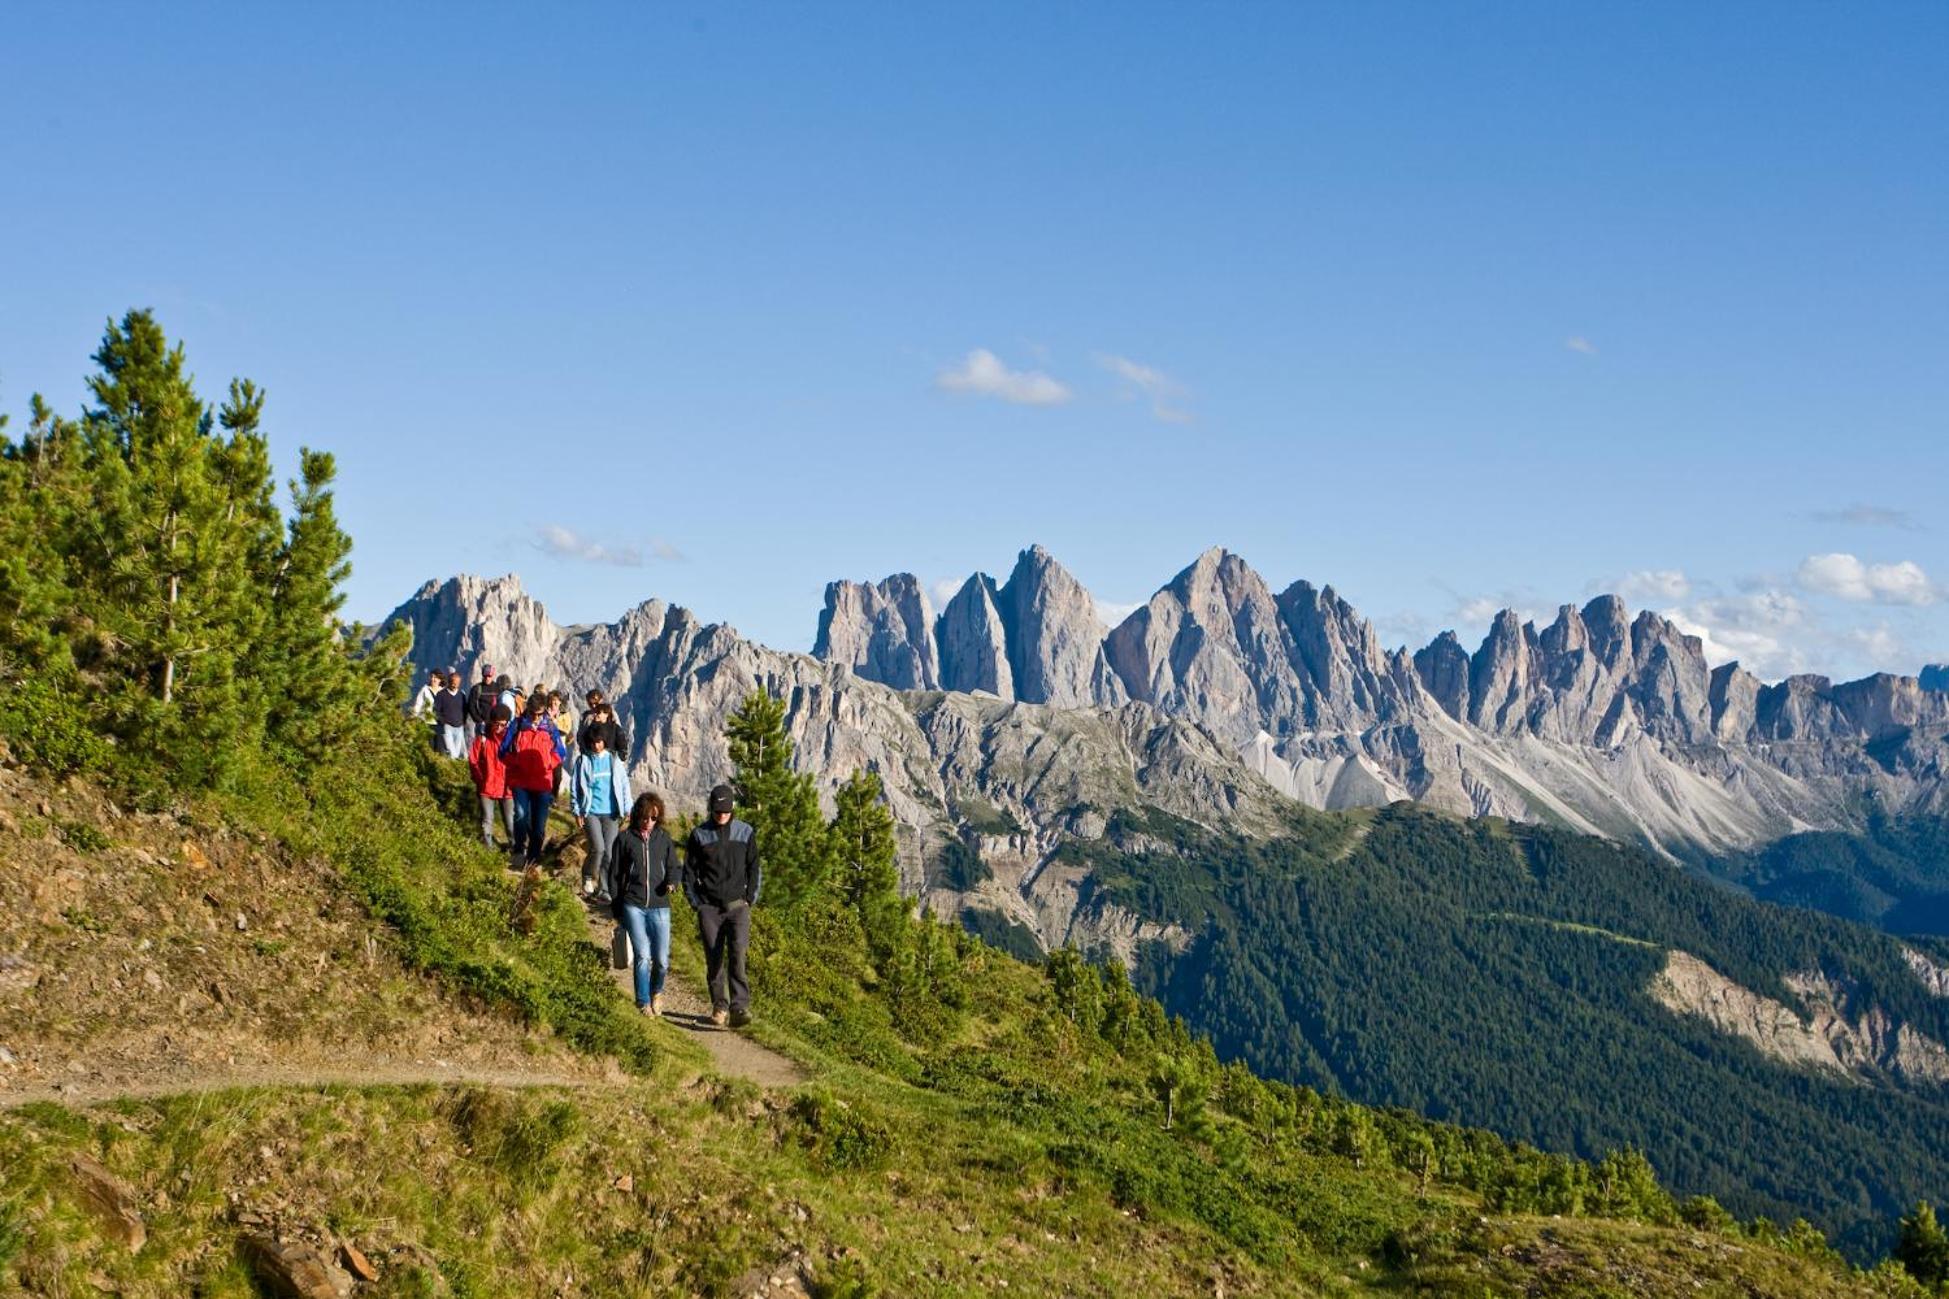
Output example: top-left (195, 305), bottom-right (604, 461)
top-left (585, 901), bottom-right (807, 1091)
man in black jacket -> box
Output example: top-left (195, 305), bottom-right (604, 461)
top-left (683, 783), bottom-right (761, 1027)
top-left (464, 664), bottom-right (499, 744)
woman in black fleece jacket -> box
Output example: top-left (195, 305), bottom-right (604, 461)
top-left (605, 792), bottom-right (679, 1014)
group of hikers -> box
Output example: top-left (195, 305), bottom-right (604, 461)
top-left (409, 665), bottom-right (760, 1028)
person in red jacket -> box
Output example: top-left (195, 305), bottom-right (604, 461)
top-left (500, 693), bottom-right (567, 868)
top-left (468, 704), bottom-right (515, 848)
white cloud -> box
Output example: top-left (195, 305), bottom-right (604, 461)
top-left (1096, 353), bottom-right (1193, 423)
top-left (1566, 336), bottom-right (1597, 355)
top-left (1613, 569), bottom-right (1691, 603)
top-left (1663, 590), bottom-right (1811, 679)
top-left (1796, 553), bottom-right (1938, 606)
top-left (533, 525), bottom-right (681, 567)
top-left (1811, 502), bottom-right (1916, 529)
top-left (934, 349), bottom-right (1072, 406)
top-left (1094, 597), bottom-right (1142, 628)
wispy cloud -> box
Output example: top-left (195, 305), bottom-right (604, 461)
top-left (1096, 353), bottom-right (1193, 423)
top-left (1611, 569), bottom-right (1691, 603)
top-left (1810, 503), bottom-right (1918, 530)
top-left (533, 524), bottom-right (682, 567)
top-left (1796, 553), bottom-right (1938, 606)
top-left (1565, 336), bottom-right (1597, 355)
top-left (1093, 597), bottom-right (1142, 628)
top-left (1663, 590), bottom-right (1811, 680)
top-left (935, 349), bottom-right (1072, 406)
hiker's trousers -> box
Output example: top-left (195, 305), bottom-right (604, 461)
top-left (694, 900), bottom-right (751, 1014)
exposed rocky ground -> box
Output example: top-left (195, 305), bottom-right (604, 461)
top-left (0, 765), bottom-right (598, 1107)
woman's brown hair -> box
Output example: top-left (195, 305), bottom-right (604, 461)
top-left (628, 792), bottom-right (664, 833)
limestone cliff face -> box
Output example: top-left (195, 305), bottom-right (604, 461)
top-left (814, 575), bottom-right (939, 691)
top-left (936, 575), bottom-right (1013, 698)
top-left (1651, 950), bottom-right (1949, 1086)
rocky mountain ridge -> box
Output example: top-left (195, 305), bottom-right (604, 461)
top-left (819, 546), bottom-right (1949, 855)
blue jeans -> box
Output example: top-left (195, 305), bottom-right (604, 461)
top-left (511, 788), bottom-right (554, 865)
top-left (438, 723), bottom-right (466, 759)
top-left (620, 904), bottom-right (670, 1007)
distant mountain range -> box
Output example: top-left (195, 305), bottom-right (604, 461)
top-left (819, 545), bottom-right (1949, 854)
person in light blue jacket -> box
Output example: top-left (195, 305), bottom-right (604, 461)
top-left (570, 727), bottom-right (633, 899)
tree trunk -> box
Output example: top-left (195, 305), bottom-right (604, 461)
top-left (162, 572), bottom-right (178, 703)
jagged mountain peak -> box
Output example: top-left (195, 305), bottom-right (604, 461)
top-left (814, 572), bottom-right (939, 690)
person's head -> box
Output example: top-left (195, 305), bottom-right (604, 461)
top-left (708, 784), bottom-right (735, 826)
top-left (489, 703), bottom-right (511, 733)
top-left (587, 730), bottom-right (607, 754)
top-left (585, 688), bottom-right (604, 709)
top-left (549, 691), bottom-right (566, 713)
top-left (427, 668), bottom-right (442, 683)
top-left (496, 675), bottom-right (512, 693)
top-left (524, 693), bottom-right (548, 719)
top-left (628, 792), bottom-right (664, 833)
top-left (480, 663), bottom-right (495, 681)
top-left (447, 670), bottom-right (461, 689)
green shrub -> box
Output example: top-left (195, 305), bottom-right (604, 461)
top-left (58, 819), bottom-right (110, 852)
top-left (788, 1087), bottom-right (895, 1172)
top-left (444, 1088), bottom-right (581, 1189)
top-left (0, 673), bottom-right (111, 776)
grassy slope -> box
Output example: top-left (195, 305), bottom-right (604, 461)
top-left (0, 735), bottom-right (1930, 1298)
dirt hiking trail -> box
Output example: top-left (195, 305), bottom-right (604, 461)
top-left (581, 900), bottom-right (807, 1090)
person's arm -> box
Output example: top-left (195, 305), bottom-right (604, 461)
top-left (655, 836), bottom-right (676, 896)
top-left (612, 758), bottom-right (632, 819)
top-left (467, 737), bottom-right (485, 787)
top-left (745, 828), bottom-right (762, 907)
top-left (680, 833), bottom-right (702, 909)
top-left (604, 834), bottom-right (626, 906)
top-left (499, 718), bottom-right (520, 757)
top-left (569, 757), bottom-right (587, 817)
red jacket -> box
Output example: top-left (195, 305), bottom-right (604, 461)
top-left (469, 726), bottom-right (511, 799)
top-left (500, 716), bottom-right (566, 794)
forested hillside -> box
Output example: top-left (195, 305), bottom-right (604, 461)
top-left (1714, 813), bottom-right (1949, 937)
top-left (1073, 803), bottom-right (1949, 1258)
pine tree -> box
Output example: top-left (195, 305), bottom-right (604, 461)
top-left (77, 310), bottom-right (265, 780)
top-left (830, 768), bottom-right (905, 959)
top-left (0, 393), bottom-right (86, 674)
top-left (260, 448), bottom-right (360, 758)
top-left (1897, 1202), bottom-right (1949, 1290)
top-left (726, 691), bottom-right (833, 909)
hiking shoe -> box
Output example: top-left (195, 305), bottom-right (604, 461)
top-left (729, 1008), bottom-right (752, 1028)
top-left (650, 993), bottom-right (666, 1016)
top-left (710, 1008), bottom-right (730, 1028)
top-left (639, 1002), bottom-right (654, 1016)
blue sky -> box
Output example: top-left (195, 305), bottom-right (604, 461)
top-left (3, 3), bottom-right (1945, 680)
